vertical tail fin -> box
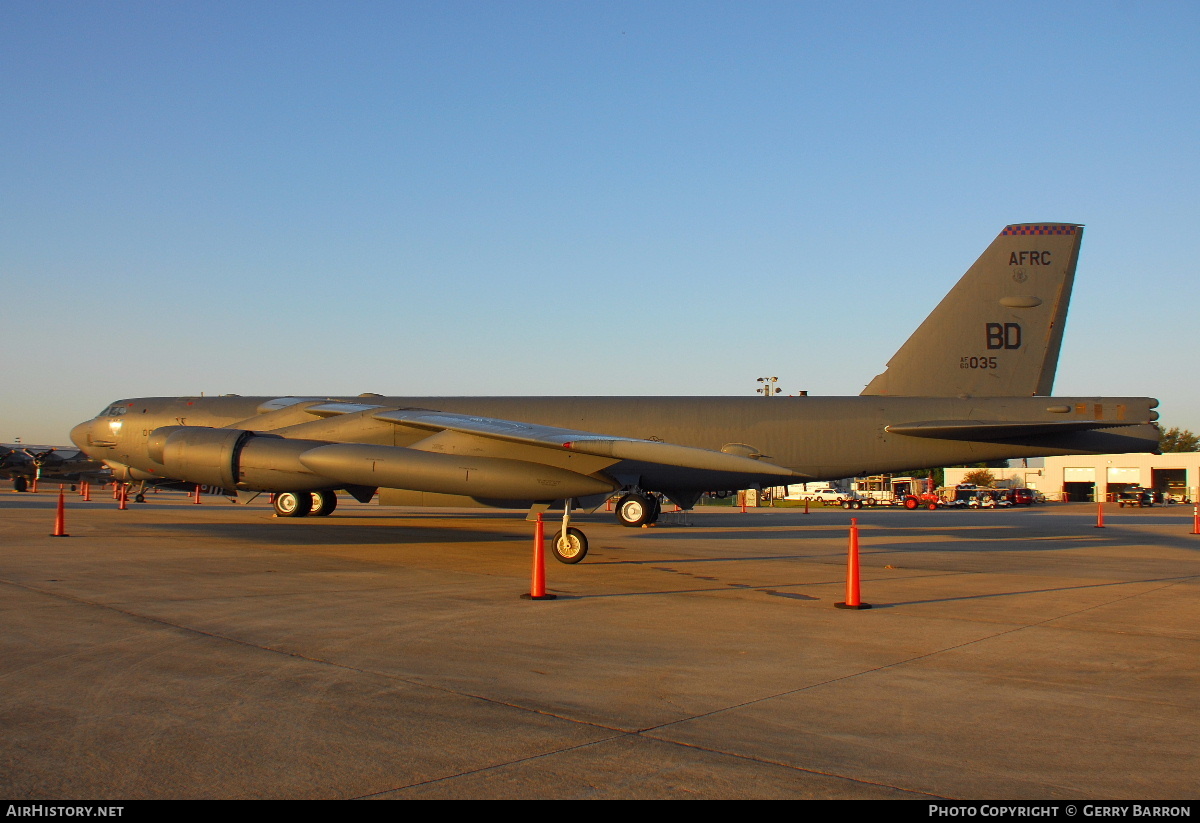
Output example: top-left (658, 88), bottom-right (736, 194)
top-left (861, 223), bottom-right (1082, 398)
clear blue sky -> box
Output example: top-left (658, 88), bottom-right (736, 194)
top-left (2, 1), bottom-right (1197, 444)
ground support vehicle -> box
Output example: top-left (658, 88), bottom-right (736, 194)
top-left (967, 490), bottom-right (1011, 509)
top-left (1117, 488), bottom-right (1156, 507)
top-left (901, 492), bottom-right (942, 510)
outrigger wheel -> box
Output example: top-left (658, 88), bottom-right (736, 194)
top-left (551, 527), bottom-right (588, 564)
top-left (615, 493), bottom-right (660, 527)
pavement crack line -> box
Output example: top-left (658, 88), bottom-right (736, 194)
top-left (351, 728), bottom-right (947, 799)
top-left (1, 575), bottom-right (941, 798)
top-left (0, 576), bottom-right (625, 729)
top-left (6, 573), bottom-right (1191, 798)
top-left (638, 574), bottom-right (1200, 736)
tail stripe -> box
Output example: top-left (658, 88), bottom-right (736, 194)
top-left (1002, 225), bottom-right (1078, 236)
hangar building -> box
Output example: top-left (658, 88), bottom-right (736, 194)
top-left (1039, 453), bottom-right (1198, 503)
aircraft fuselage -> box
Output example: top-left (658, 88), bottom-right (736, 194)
top-left (72, 394), bottom-right (1160, 495)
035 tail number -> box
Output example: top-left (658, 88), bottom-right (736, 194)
top-left (961, 356), bottom-right (998, 369)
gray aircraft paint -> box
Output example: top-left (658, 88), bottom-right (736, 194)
top-left (70, 224), bottom-right (1160, 511)
top-left (862, 223), bottom-right (1080, 397)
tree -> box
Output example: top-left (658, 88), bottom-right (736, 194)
top-left (1158, 427), bottom-right (1199, 453)
top-left (962, 468), bottom-right (996, 487)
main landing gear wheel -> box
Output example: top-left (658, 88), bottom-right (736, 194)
top-left (616, 493), bottom-right (659, 527)
top-left (273, 491), bottom-right (313, 518)
top-left (310, 491), bottom-right (337, 517)
top-left (551, 527), bottom-right (588, 564)
top-left (134, 492), bottom-right (146, 503)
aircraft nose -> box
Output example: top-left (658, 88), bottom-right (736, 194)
top-left (69, 421), bottom-right (92, 451)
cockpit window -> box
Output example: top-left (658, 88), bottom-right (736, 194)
top-left (100, 405), bottom-right (128, 417)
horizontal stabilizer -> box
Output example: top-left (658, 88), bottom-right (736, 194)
top-left (886, 419), bottom-right (1142, 441)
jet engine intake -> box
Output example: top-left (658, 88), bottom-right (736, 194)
top-left (148, 426), bottom-right (334, 492)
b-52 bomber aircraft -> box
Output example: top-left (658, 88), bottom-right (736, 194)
top-left (70, 223), bottom-right (1159, 563)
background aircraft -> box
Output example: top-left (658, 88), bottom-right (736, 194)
top-left (1, 443), bottom-right (110, 491)
top-left (69, 224), bottom-right (1159, 562)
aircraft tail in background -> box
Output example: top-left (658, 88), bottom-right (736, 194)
top-left (861, 223), bottom-right (1082, 398)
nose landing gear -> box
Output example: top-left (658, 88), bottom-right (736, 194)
top-left (551, 498), bottom-right (589, 564)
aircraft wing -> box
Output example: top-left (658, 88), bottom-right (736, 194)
top-left (373, 409), bottom-right (802, 478)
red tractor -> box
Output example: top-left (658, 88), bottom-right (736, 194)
top-left (902, 492), bottom-right (941, 511)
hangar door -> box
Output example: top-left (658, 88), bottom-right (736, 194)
top-left (1063, 467), bottom-right (1095, 502)
top-left (1105, 467), bottom-right (1141, 501)
top-left (1152, 468), bottom-right (1188, 501)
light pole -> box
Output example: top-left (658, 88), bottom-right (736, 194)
top-left (756, 376), bottom-right (781, 398)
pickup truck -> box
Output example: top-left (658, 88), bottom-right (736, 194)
top-left (1117, 488), bottom-right (1157, 507)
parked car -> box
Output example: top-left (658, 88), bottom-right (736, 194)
top-left (1010, 488), bottom-right (1035, 505)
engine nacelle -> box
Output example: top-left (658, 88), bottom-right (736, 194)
top-left (147, 426), bottom-right (333, 491)
top-left (298, 443), bottom-right (616, 501)
top-left (150, 426), bottom-right (252, 489)
top-left (237, 435), bottom-right (336, 491)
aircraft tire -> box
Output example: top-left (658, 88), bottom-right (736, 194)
top-left (12, 477), bottom-right (27, 493)
top-left (134, 492), bottom-right (146, 503)
top-left (310, 491), bottom-right (337, 517)
top-left (615, 494), bottom-right (654, 527)
top-left (274, 491), bottom-right (312, 518)
top-left (551, 527), bottom-right (588, 563)
top-left (648, 495), bottom-right (662, 524)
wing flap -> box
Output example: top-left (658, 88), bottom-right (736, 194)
top-left (305, 402), bottom-right (387, 418)
top-left (562, 438), bottom-right (802, 477)
top-left (374, 410), bottom-right (804, 478)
